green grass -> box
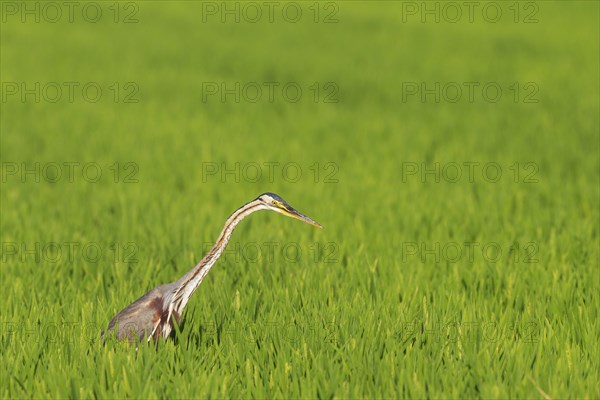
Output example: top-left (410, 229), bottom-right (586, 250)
top-left (1, 1), bottom-right (598, 398)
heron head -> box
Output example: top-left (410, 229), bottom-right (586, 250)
top-left (257, 192), bottom-right (322, 228)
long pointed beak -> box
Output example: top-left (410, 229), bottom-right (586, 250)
top-left (283, 206), bottom-right (322, 228)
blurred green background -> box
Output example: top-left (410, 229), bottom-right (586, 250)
top-left (1, 1), bottom-right (598, 398)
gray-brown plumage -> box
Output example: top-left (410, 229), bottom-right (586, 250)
top-left (103, 193), bottom-right (321, 343)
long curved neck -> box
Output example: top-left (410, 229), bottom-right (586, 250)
top-left (170, 199), bottom-right (265, 315)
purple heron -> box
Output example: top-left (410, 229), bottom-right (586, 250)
top-left (103, 193), bottom-right (321, 343)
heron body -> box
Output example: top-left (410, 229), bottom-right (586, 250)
top-left (104, 193), bottom-right (321, 343)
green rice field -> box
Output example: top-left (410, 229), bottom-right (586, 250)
top-left (1, 1), bottom-right (598, 398)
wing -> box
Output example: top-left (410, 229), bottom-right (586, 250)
top-left (105, 287), bottom-right (165, 343)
